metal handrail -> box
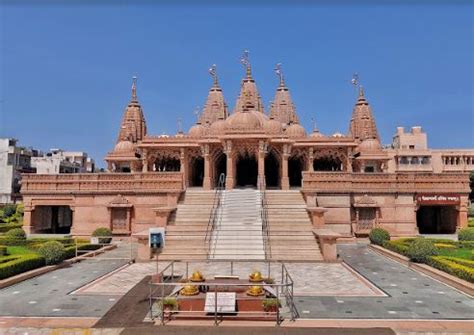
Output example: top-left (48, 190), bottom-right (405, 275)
top-left (258, 176), bottom-right (271, 259)
top-left (204, 173), bottom-right (226, 257)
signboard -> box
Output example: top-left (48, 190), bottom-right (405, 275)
top-left (149, 227), bottom-right (165, 249)
top-left (204, 292), bottom-right (236, 313)
top-left (416, 194), bottom-right (460, 205)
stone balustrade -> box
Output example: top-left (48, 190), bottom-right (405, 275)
top-left (302, 171), bottom-right (470, 194)
top-left (21, 172), bottom-right (185, 194)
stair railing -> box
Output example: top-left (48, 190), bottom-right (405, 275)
top-left (258, 176), bottom-right (271, 259)
top-left (205, 173), bottom-right (225, 257)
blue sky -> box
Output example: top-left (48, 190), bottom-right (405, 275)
top-left (1, 1), bottom-right (473, 167)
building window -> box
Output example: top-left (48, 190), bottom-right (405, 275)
top-left (409, 145), bottom-right (415, 149)
top-left (364, 166), bottom-right (375, 173)
top-left (400, 157), bottom-right (409, 164)
top-left (421, 156), bottom-right (431, 164)
top-left (411, 157), bottom-right (419, 164)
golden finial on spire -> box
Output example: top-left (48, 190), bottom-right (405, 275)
top-left (311, 117), bottom-right (318, 132)
top-left (177, 117), bottom-right (183, 134)
top-left (359, 85), bottom-right (365, 97)
top-left (275, 63), bottom-right (285, 87)
top-left (131, 75), bottom-right (138, 101)
top-left (208, 64), bottom-right (218, 87)
top-left (240, 49), bottom-right (252, 79)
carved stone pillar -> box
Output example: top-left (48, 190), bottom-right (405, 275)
top-left (142, 149), bottom-right (148, 172)
top-left (281, 144), bottom-right (290, 190)
top-left (202, 144), bottom-right (211, 190)
top-left (308, 147), bottom-right (314, 172)
top-left (346, 148), bottom-right (353, 172)
top-left (107, 161), bottom-right (113, 172)
top-left (224, 141), bottom-right (234, 190)
top-left (258, 140), bottom-right (266, 188)
top-left (180, 148), bottom-right (187, 187)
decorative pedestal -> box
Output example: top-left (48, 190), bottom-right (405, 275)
top-left (132, 230), bottom-right (152, 261)
top-left (153, 206), bottom-right (176, 227)
top-left (313, 229), bottom-right (341, 262)
top-left (307, 207), bottom-right (328, 227)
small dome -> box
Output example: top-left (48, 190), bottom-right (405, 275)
top-left (357, 138), bottom-right (381, 151)
top-left (332, 132), bottom-right (344, 138)
top-left (225, 111), bottom-right (265, 131)
top-left (264, 119), bottom-right (283, 134)
top-left (210, 119), bottom-right (227, 135)
top-left (114, 140), bottom-right (134, 152)
top-left (188, 124), bottom-right (205, 137)
top-left (310, 130), bottom-right (324, 138)
top-left (285, 123), bottom-right (306, 138)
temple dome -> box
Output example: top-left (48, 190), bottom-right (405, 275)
top-left (310, 129), bottom-right (324, 138)
top-left (285, 123), bottom-right (306, 138)
top-left (264, 118), bottom-right (283, 134)
top-left (225, 111), bottom-right (265, 131)
top-left (357, 138), bottom-right (381, 151)
top-left (114, 140), bottom-right (134, 153)
top-left (188, 124), bottom-right (206, 137)
top-left (209, 119), bottom-right (227, 135)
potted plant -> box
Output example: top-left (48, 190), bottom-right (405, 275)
top-left (262, 298), bottom-right (281, 313)
top-left (157, 297), bottom-right (178, 313)
top-left (91, 227), bottom-right (113, 244)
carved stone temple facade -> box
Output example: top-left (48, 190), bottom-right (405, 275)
top-left (21, 57), bottom-right (473, 238)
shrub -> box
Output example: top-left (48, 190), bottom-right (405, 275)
top-left (0, 237), bottom-right (27, 246)
top-left (37, 241), bottom-right (65, 265)
top-left (369, 228), bottom-right (390, 246)
top-left (427, 256), bottom-right (474, 283)
top-left (0, 245), bottom-right (6, 256)
top-left (1, 205), bottom-right (17, 219)
top-left (92, 227), bottom-right (112, 237)
top-left (407, 238), bottom-right (438, 263)
top-left (458, 228), bottom-right (474, 241)
top-left (0, 223), bottom-right (23, 233)
top-left (0, 255), bottom-right (45, 280)
top-left (382, 240), bottom-right (409, 257)
top-left (5, 228), bottom-right (26, 240)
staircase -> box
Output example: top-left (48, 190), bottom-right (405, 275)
top-left (159, 189), bottom-right (214, 260)
top-left (266, 190), bottom-right (323, 261)
top-left (209, 189), bottom-right (266, 260)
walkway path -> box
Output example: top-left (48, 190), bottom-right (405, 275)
top-left (294, 243), bottom-right (474, 319)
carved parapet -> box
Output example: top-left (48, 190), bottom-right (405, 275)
top-left (302, 172), bottom-right (471, 194)
top-left (20, 172), bottom-right (185, 195)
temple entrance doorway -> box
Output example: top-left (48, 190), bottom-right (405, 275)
top-left (265, 151), bottom-right (280, 188)
top-left (190, 157), bottom-right (204, 187)
top-left (236, 154), bottom-right (257, 187)
top-left (417, 206), bottom-right (458, 234)
top-left (32, 206), bottom-right (73, 234)
top-left (214, 153), bottom-right (226, 188)
top-left (288, 157), bottom-right (304, 187)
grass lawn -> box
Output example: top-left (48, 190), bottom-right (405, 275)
top-left (437, 247), bottom-right (473, 260)
top-left (6, 246), bottom-right (37, 256)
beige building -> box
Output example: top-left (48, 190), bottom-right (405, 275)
top-left (31, 149), bottom-right (95, 174)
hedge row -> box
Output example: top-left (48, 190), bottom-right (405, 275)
top-left (382, 240), bottom-right (409, 257)
top-left (0, 255), bottom-right (45, 280)
top-left (427, 256), bottom-right (474, 283)
top-left (0, 246), bottom-right (6, 256)
top-left (0, 223), bottom-right (23, 233)
top-left (0, 237), bottom-right (77, 247)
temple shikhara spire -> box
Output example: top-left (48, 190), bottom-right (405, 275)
top-left (269, 63), bottom-right (300, 125)
top-left (234, 50), bottom-right (264, 114)
top-left (349, 85), bottom-right (380, 142)
top-left (117, 76), bottom-right (147, 144)
top-left (197, 64), bottom-right (228, 125)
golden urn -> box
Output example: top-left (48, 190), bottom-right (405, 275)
top-left (180, 284), bottom-right (199, 296)
top-left (189, 270), bottom-right (205, 282)
top-left (249, 270), bottom-right (263, 282)
top-left (246, 285), bottom-right (264, 296)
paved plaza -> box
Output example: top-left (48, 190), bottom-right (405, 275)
top-left (0, 242), bottom-right (472, 327)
